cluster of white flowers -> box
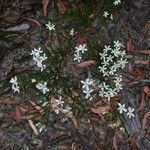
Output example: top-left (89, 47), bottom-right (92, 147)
top-left (36, 81), bottom-right (49, 94)
top-left (10, 76), bottom-right (20, 93)
top-left (113, 0), bottom-right (121, 6)
top-left (74, 41), bottom-right (127, 101)
top-left (117, 103), bottom-right (135, 119)
top-left (99, 82), bottom-right (118, 101)
top-left (46, 21), bottom-right (55, 31)
top-left (81, 78), bottom-right (94, 100)
top-left (31, 47), bottom-right (47, 71)
top-left (103, 11), bottom-right (113, 20)
top-left (103, 0), bottom-right (121, 20)
top-left (99, 41), bottom-right (127, 77)
top-left (51, 90), bottom-right (71, 114)
top-left (74, 44), bottom-right (87, 62)
top-left (97, 41), bottom-right (127, 100)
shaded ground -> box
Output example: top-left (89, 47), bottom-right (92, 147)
top-left (0, 0), bottom-right (150, 149)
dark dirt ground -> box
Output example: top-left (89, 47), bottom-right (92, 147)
top-left (0, 0), bottom-right (150, 150)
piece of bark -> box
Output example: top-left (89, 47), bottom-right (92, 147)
top-left (121, 87), bottom-right (150, 149)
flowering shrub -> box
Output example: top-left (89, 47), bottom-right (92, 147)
top-left (9, 0), bottom-right (130, 133)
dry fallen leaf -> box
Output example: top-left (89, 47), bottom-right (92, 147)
top-left (143, 86), bottom-right (150, 96)
top-left (137, 86), bottom-right (150, 112)
top-left (124, 70), bottom-right (146, 80)
top-left (113, 134), bottom-right (119, 150)
top-left (142, 111), bottom-right (150, 129)
top-left (134, 60), bottom-right (149, 65)
top-left (70, 114), bottom-right (78, 129)
top-left (57, 0), bottom-right (66, 14)
top-left (76, 60), bottom-right (95, 68)
top-left (28, 119), bottom-right (38, 135)
top-left (75, 34), bottom-right (87, 45)
top-left (22, 114), bottom-right (35, 120)
top-left (0, 98), bottom-right (18, 105)
top-left (138, 50), bottom-right (150, 55)
top-left (136, 91), bottom-right (145, 113)
top-left (42, 0), bottom-right (49, 16)
top-left (61, 109), bottom-right (78, 129)
top-left (127, 38), bottom-right (134, 51)
top-left (29, 100), bottom-right (44, 113)
top-left (91, 105), bottom-right (110, 115)
top-left (27, 18), bottom-right (41, 27)
top-left (15, 106), bottom-right (22, 122)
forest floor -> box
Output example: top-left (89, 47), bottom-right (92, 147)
top-left (0, 0), bottom-right (150, 150)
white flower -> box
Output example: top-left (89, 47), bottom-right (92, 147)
top-left (110, 14), bottom-right (113, 20)
top-left (113, 0), bottom-right (121, 6)
top-left (103, 11), bottom-right (109, 17)
top-left (12, 84), bottom-right (20, 93)
top-left (74, 52), bottom-right (82, 62)
top-left (31, 78), bottom-right (36, 83)
top-left (113, 40), bottom-right (124, 49)
top-left (104, 92), bottom-right (112, 101)
top-left (40, 53), bottom-right (47, 61)
top-left (37, 62), bottom-right (46, 72)
top-left (54, 107), bottom-right (60, 114)
top-left (70, 28), bottom-right (74, 36)
top-left (10, 76), bottom-right (18, 85)
top-left (114, 76), bottom-right (123, 92)
top-left (57, 98), bottom-right (65, 107)
top-left (36, 82), bottom-right (49, 94)
top-left (81, 78), bottom-right (93, 90)
top-left (117, 103), bottom-right (127, 114)
top-left (83, 88), bottom-right (93, 99)
top-left (99, 88), bottom-right (105, 97)
top-left (31, 47), bottom-right (42, 58)
top-left (102, 60), bottom-right (109, 66)
top-left (103, 71), bottom-right (109, 77)
top-left (109, 66), bottom-right (117, 75)
top-left (99, 66), bottom-right (107, 74)
top-left (118, 58), bottom-right (128, 69)
top-left (10, 76), bottom-right (20, 93)
top-left (108, 88), bottom-right (117, 97)
top-left (106, 55), bottom-right (114, 62)
top-left (75, 44), bottom-right (87, 54)
top-left (63, 106), bottom-right (71, 113)
top-left (31, 47), bottom-right (47, 72)
top-left (113, 62), bottom-right (120, 70)
top-left (121, 50), bottom-right (126, 56)
top-left (127, 107), bottom-right (135, 118)
top-left (114, 75), bottom-right (122, 83)
top-left (111, 48), bottom-right (121, 57)
top-left (103, 45), bottom-right (112, 52)
top-left (46, 21), bottom-right (55, 31)
top-left (115, 84), bottom-right (122, 92)
top-left (103, 82), bottom-right (109, 90)
top-left (99, 52), bottom-right (107, 61)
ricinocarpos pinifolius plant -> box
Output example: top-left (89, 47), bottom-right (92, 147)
top-left (9, 0), bottom-right (134, 134)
